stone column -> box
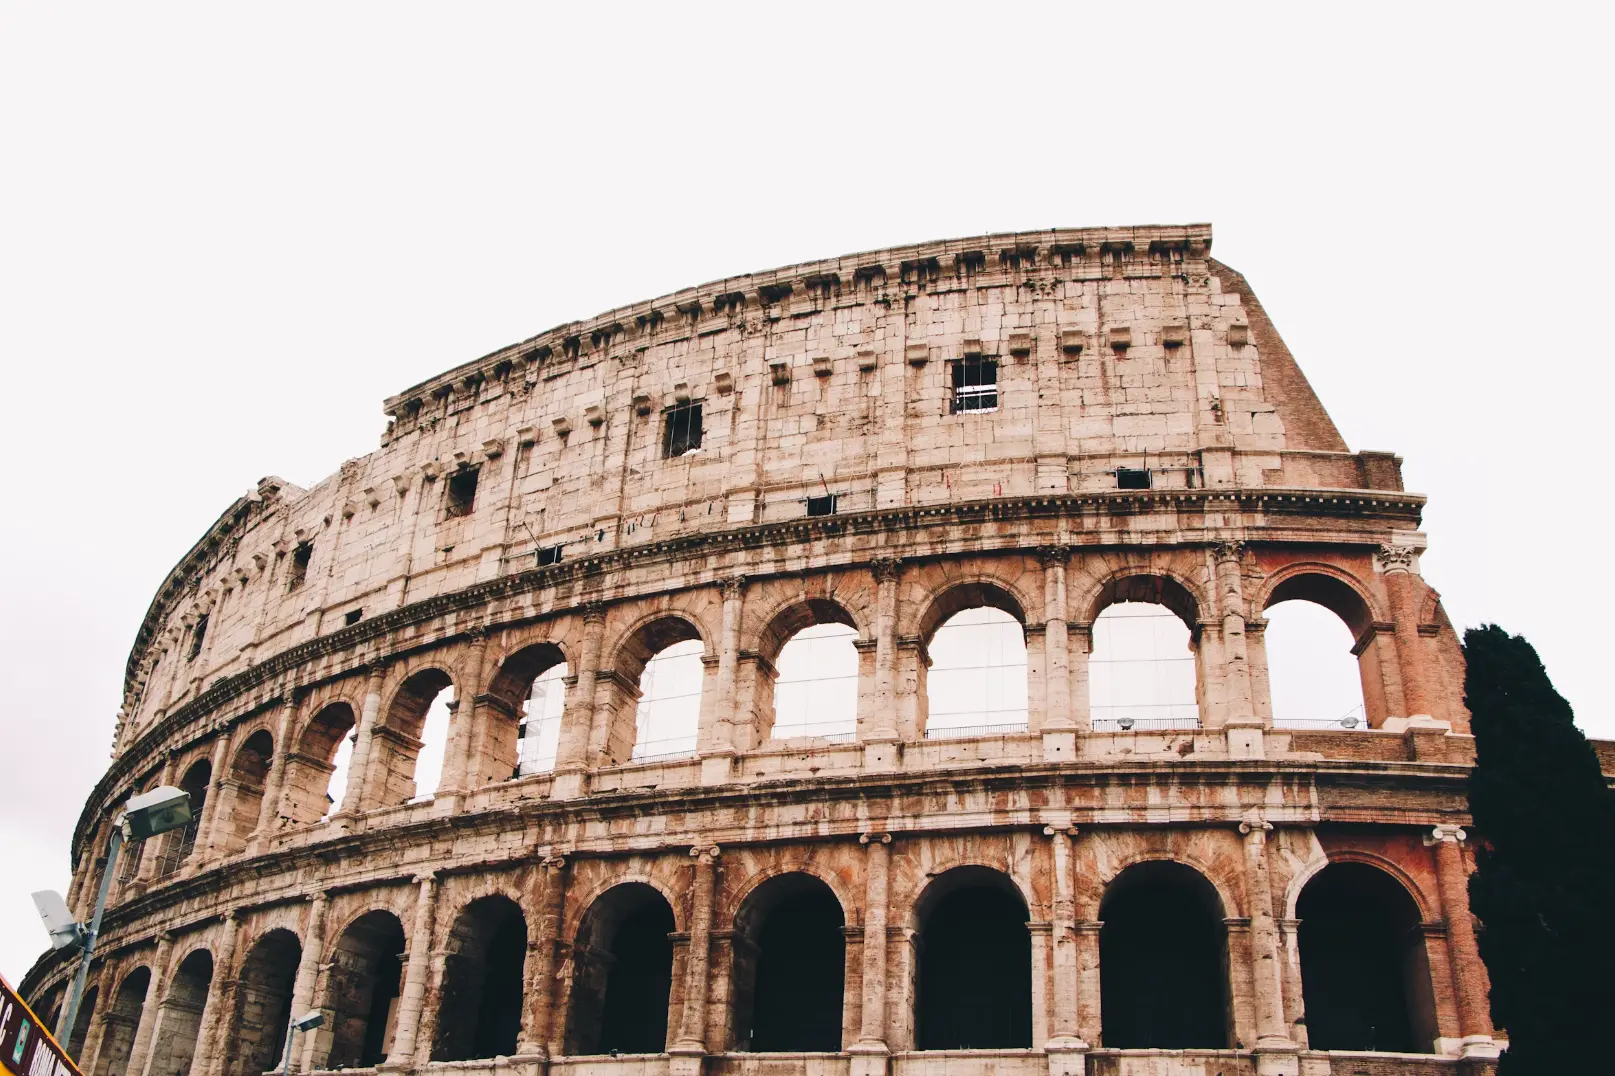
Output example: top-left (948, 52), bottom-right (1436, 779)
top-left (1069, 625), bottom-right (1092, 736)
top-left (865, 561), bottom-right (901, 768)
top-left (1426, 825), bottom-right (1498, 1058)
top-left (1072, 922), bottom-right (1103, 1047)
top-left (670, 847), bottom-right (720, 1074)
top-left (341, 664), bottom-right (387, 817)
top-left (552, 602), bottom-right (605, 799)
top-left (850, 832), bottom-right (891, 1076)
top-left (518, 854), bottom-right (568, 1058)
top-left (1039, 548), bottom-right (1077, 762)
top-left (190, 912), bottom-right (239, 1076)
top-left (439, 626), bottom-right (489, 798)
top-left (700, 577), bottom-right (745, 784)
top-left (1239, 813), bottom-right (1298, 1076)
top-left (1043, 823), bottom-right (1087, 1074)
top-left (290, 892), bottom-right (332, 1073)
top-left (1214, 542), bottom-right (1266, 758)
top-left (193, 733), bottom-right (235, 868)
top-left (1380, 546), bottom-right (1434, 719)
top-left (251, 689), bottom-right (304, 849)
top-left (386, 872), bottom-right (441, 1065)
top-left (130, 931), bottom-right (176, 1076)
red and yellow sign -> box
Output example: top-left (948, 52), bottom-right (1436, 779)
top-left (0, 976), bottom-right (81, 1076)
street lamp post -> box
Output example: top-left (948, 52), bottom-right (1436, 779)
top-left (34, 785), bottom-right (193, 1054)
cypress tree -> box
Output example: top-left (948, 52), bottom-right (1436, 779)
top-left (1463, 624), bottom-right (1615, 1074)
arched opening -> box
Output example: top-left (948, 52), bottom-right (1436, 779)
top-left (217, 729), bottom-right (274, 854)
top-left (1297, 862), bottom-right (1436, 1053)
top-left (224, 929), bottom-right (300, 1076)
top-left (432, 896), bottom-right (528, 1061)
top-left (94, 966), bottom-right (150, 1076)
top-left (922, 584), bottom-right (1029, 738)
top-left (67, 984), bottom-right (98, 1062)
top-left (732, 873), bottom-right (846, 1052)
top-left (284, 702), bottom-right (355, 825)
top-left (632, 640), bottom-right (703, 762)
top-left (148, 949), bottom-right (213, 1076)
top-left (326, 911), bottom-right (406, 1068)
top-left (1263, 573), bottom-right (1378, 728)
top-left (565, 883), bottom-right (676, 1055)
top-left (1099, 861), bottom-right (1229, 1048)
top-left (485, 643), bottom-right (569, 779)
top-left (1090, 602), bottom-right (1199, 730)
top-left (914, 867), bottom-right (1031, 1050)
top-left (158, 761), bottom-right (211, 877)
top-left (380, 669), bottom-right (455, 806)
top-left (770, 624), bottom-right (859, 741)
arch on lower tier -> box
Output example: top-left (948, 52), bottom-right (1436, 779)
top-left (911, 865), bottom-right (1033, 1051)
top-left (1098, 860), bottom-right (1231, 1049)
top-left (322, 909), bottom-right (406, 1068)
top-left (147, 947), bottom-right (213, 1076)
top-left (729, 870), bottom-right (847, 1052)
top-left (93, 965), bottom-right (152, 1076)
top-left (563, 882), bottom-right (678, 1056)
top-left (66, 981), bottom-right (98, 1062)
top-left (223, 928), bottom-right (301, 1076)
top-left (431, 894), bottom-right (528, 1061)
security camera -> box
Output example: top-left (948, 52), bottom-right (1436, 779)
top-left (123, 786), bottom-right (193, 841)
top-left (292, 1011), bottom-right (324, 1033)
top-left (31, 891), bottom-right (82, 951)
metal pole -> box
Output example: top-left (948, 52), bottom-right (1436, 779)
top-left (280, 1017), bottom-right (297, 1076)
top-left (55, 823), bottom-right (123, 1052)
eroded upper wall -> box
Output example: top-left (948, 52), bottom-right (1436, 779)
top-left (119, 224), bottom-right (1392, 737)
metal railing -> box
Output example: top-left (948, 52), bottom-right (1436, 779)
top-left (924, 721), bottom-right (1030, 740)
top-left (1091, 716), bottom-right (1202, 732)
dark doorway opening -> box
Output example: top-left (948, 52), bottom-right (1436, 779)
top-left (733, 874), bottom-right (845, 1052)
top-left (566, 884), bottom-right (676, 1055)
top-left (95, 967), bottom-right (151, 1076)
top-left (1298, 862), bottom-right (1436, 1053)
top-left (225, 929), bottom-right (300, 1076)
top-left (915, 867), bottom-right (1031, 1050)
top-left (1100, 861), bottom-right (1229, 1049)
top-left (327, 911), bottom-right (406, 1068)
top-left (433, 896), bottom-right (529, 1061)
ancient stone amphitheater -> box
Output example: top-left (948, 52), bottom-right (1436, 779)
top-left (25, 224), bottom-right (1517, 1076)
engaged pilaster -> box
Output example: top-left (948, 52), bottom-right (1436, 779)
top-left (1425, 825), bottom-right (1498, 1059)
top-left (1239, 812), bottom-right (1299, 1076)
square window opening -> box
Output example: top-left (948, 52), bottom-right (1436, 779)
top-left (1116, 467), bottom-right (1152, 490)
top-left (536, 543), bottom-right (564, 567)
top-left (806, 494), bottom-right (838, 517)
top-left (288, 541), bottom-right (313, 591)
top-left (663, 402), bottom-right (704, 458)
top-left (445, 467), bottom-right (479, 518)
top-left (951, 357), bottom-right (999, 414)
top-left (344, 609), bottom-right (363, 627)
top-left (187, 614), bottom-right (208, 661)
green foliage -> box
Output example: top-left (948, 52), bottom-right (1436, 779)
top-left (1464, 624), bottom-right (1615, 1075)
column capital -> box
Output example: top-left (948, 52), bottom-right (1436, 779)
top-left (466, 623), bottom-right (488, 643)
top-left (1238, 808), bottom-right (1273, 835)
top-left (1424, 823), bottom-right (1468, 846)
top-left (859, 831), bottom-right (892, 845)
top-left (689, 844), bottom-right (720, 862)
top-left (718, 575), bottom-right (747, 599)
top-left (1038, 545), bottom-right (1071, 568)
top-left (1210, 539), bottom-right (1247, 562)
top-left (1376, 543), bottom-right (1418, 575)
top-left (412, 869), bottom-right (439, 886)
top-left (871, 557), bottom-right (902, 583)
top-left (540, 853), bottom-right (568, 870)
top-left (1043, 824), bottom-right (1079, 837)
top-left (581, 599), bottom-right (608, 624)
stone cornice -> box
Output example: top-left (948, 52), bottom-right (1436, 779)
top-left (381, 224), bottom-right (1215, 418)
top-left (89, 485), bottom-right (1427, 862)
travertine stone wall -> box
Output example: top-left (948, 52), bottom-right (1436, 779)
top-left (28, 227), bottom-right (1524, 1076)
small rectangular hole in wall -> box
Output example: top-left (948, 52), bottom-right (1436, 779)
top-left (288, 541), bottom-right (313, 591)
top-left (806, 494), bottom-right (838, 517)
top-left (663, 401), bottom-right (703, 458)
top-left (344, 609), bottom-right (363, 627)
top-left (1116, 467), bottom-right (1152, 490)
top-left (536, 543), bottom-right (564, 567)
top-left (187, 613), bottom-right (208, 660)
top-left (445, 467), bottom-right (479, 517)
top-left (950, 357), bottom-right (999, 414)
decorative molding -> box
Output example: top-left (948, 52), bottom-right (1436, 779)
top-left (1377, 544), bottom-right (1418, 574)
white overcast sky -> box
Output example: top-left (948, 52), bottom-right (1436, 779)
top-left (2, 4), bottom-right (1610, 986)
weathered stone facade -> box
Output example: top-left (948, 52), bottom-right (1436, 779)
top-left (25, 224), bottom-right (1550, 1076)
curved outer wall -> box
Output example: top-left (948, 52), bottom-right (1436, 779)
top-left (25, 225), bottom-right (1526, 1076)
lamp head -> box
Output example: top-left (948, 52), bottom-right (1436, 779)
top-left (31, 891), bottom-right (82, 951)
top-left (292, 1011), bottom-right (324, 1032)
top-left (123, 786), bottom-right (193, 841)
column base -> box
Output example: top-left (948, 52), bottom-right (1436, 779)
top-left (862, 740), bottom-right (901, 771)
top-left (550, 769), bottom-right (589, 800)
top-left (1042, 1035), bottom-right (1089, 1076)
top-left (1225, 721), bottom-right (1267, 760)
top-left (847, 1041), bottom-right (890, 1076)
top-left (1458, 1035), bottom-right (1501, 1059)
top-left (1041, 729), bottom-right (1077, 763)
top-left (1252, 1036), bottom-right (1301, 1076)
top-left (667, 1043), bottom-right (708, 1076)
top-left (699, 752), bottom-right (737, 786)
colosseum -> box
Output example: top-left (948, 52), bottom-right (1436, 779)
top-left (24, 223), bottom-right (1528, 1076)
